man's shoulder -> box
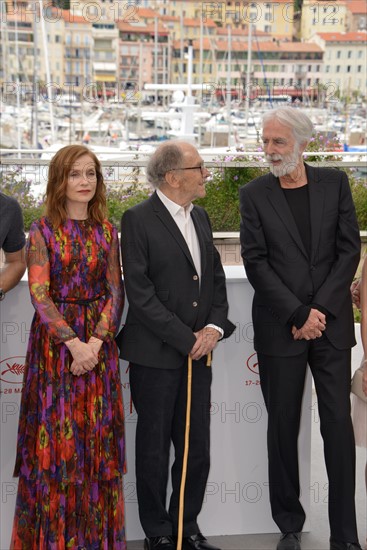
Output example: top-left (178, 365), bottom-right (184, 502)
top-left (123, 195), bottom-right (153, 217)
top-left (0, 193), bottom-right (23, 229)
top-left (0, 192), bottom-right (22, 212)
top-left (308, 165), bottom-right (344, 180)
top-left (192, 203), bottom-right (208, 216)
top-left (240, 173), bottom-right (271, 194)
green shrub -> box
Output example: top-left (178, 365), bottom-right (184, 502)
top-left (350, 175), bottom-right (367, 231)
top-left (0, 168), bottom-right (45, 229)
top-left (354, 306), bottom-right (361, 323)
top-left (106, 185), bottom-right (151, 229)
top-left (195, 153), bottom-right (266, 231)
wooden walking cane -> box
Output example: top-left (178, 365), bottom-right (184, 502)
top-left (176, 352), bottom-right (212, 550)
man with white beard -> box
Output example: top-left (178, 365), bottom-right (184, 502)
top-left (239, 107), bottom-right (362, 550)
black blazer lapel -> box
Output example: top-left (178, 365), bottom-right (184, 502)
top-left (191, 207), bottom-right (207, 275)
top-left (266, 173), bottom-right (309, 259)
top-left (305, 164), bottom-right (325, 265)
top-left (150, 192), bottom-right (197, 271)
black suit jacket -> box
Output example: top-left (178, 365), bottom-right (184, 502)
top-left (239, 164), bottom-right (361, 356)
top-left (117, 191), bottom-right (234, 368)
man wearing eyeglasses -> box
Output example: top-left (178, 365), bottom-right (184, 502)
top-left (117, 141), bottom-right (234, 550)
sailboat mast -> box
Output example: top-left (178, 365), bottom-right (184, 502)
top-left (1, 5), bottom-right (8, 84)
top-left (39, 0), bottom-right (55, 142)
top-left (244, 20), bottom-right (253, 139)
top-left (14, 0), bottom-right (22, 152)
top-left (32, 7), bottom-right (38, 148)
top-left (199, 9), bottom-right (203, 105)
top-left (226, 24), bottom-right (232, 145)
top-left (154, 16), bottom-right (158, 106)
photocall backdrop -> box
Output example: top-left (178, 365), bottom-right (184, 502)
top-left (2, 265), bottom-right (341, 547)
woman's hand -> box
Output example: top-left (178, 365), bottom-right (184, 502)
top-left (88, 336), bottom-right (103, 358)
top-left (65, 337), bottom-right (98, 371)
top-left (69, 360), bottom-right (89, 377)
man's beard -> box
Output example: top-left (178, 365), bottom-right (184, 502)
top-left (266, 144), bottom-right (302, 178)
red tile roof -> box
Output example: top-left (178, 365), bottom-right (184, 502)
top-left (135, 7), bottom-right (160, 19)
top-left (215, 40), bottom-right (323, 52)
top-left (116, 20), bottom-right (168, 34)
top-left (60, 9), bottom-right (91, 25)
top-left (347, 0), bottom-right (367, 14)
top-left (183, 17), bottom-right (217, 28)
top-left (317, 31), bottom-right (367, 41)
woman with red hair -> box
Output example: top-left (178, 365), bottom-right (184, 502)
top-left (11, 145), bottom-right (126, 549)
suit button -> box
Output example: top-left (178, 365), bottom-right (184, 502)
top-left (193, 301), bottom-right (198, 307)
top-left (193, 275), bottom-right (198, 281)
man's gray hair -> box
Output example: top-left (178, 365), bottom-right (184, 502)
top-left (262, 107), bottom-right (314, 145)
top-left (146, 142), bottom-right (185, 188)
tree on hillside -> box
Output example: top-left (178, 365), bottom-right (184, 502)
top-left (54, 0), bottom-right (70, 9)
top-left (294, 0), bottom-right (303, 12)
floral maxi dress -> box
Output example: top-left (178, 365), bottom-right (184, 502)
top-left (11, 217), bottom-right (126, 550)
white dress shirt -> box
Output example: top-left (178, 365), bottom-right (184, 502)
top-left (157, 188), bottom-right (201, 278)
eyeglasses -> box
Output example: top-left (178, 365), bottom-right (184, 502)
top-left (170, 164), bottom-right (206, 176)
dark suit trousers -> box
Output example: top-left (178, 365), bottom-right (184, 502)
top-left (258, 335), bottom-right (358, 541)
top-left (129, 360), bottom-right (212, 537)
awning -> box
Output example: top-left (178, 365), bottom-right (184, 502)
top-left (94, 75), bottom-right (116, 82)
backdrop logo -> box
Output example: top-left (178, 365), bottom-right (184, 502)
top-left (0, 356), bottom-right (26, 384)
top-left (246, 352), bottom-right (259, 375)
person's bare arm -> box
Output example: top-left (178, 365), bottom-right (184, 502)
top-left (0, 247), bottom-right (26, 293)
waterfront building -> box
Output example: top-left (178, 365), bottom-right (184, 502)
top-left (312, 31), bottom-right (367, 99)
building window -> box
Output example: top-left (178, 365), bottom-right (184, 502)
top-left (336, 51), bottom-right (341, 58)
top-left (336, 65), bottom-right (340, 72)
top-left (326, 65), bottom-right (330, 73)
top-left (347, 65), bottom-right (351, 72)
top-left (358, 50), bottom-right (363, 58)
top-left (348, 51), bottom-right (352, 58)
top-left (357, 65), bottom-right (362, 72)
